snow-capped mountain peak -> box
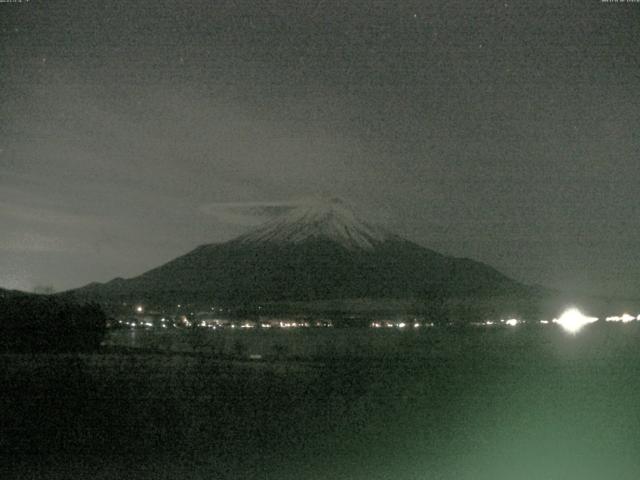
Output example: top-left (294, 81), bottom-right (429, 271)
top-left (235, 197), bottom-right (391, 250)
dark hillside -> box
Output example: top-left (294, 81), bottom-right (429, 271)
top-left (0, 290), bottom-right (106, 352)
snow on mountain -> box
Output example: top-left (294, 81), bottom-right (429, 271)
top-left (65, 196), bottom-right (532, 307)
top-left (234, 197), bottom-right (392, 250)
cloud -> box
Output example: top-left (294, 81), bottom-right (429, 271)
top-left (0, 200), bottom-right (108, 228)
top-left (0, 232), bottom-right (74, 253)
top-left (198, 201), bottom-right (297, 226)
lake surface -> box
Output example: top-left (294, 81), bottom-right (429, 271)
top-left (3, 323), bottom-right (640, 479)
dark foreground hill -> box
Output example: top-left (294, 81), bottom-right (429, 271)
top-left (0, 289), bottom-right (106, 352)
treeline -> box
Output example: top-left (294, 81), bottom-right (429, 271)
top-left (0, 293), bottom-right (106, 353)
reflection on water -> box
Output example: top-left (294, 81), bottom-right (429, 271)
top-left (5, 324), bottom-right (640, 479)
top-left (106, 321), bottom-right (640, 362)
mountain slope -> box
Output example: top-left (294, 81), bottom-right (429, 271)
top-left (67, 198), bottom-right (529, 305)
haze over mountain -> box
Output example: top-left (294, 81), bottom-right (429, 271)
top-left (65, 198), bottom-right (536, 309)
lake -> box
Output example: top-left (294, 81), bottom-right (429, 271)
top-left (3, 323), bottom-right (640, 479)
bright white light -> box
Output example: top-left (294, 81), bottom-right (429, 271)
top-left (135, 305), bottom-right (143, 313)
top-left (505, 319), bottom-right (519, 327)
top-left (553, 308), bottom-right (598, 333)
top-left (397, 322), bottom-right (406, 328)
top-left (540, 320), bottom-right (549, 325)
top-left (606, 314), bottom-right (635, 323)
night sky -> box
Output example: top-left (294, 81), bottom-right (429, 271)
top-left (1, 0), bottom-right (639, 296)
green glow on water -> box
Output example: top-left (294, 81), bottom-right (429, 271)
top-left (4, 325), bottom-right (640, 479)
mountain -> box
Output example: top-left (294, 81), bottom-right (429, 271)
top-left (65, 198), bottom-right (533, 307)
top-left (235, 197), bottom-right (391, 250)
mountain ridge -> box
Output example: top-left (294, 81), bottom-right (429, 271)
top-left (62, 197), bottom-right (539, 311)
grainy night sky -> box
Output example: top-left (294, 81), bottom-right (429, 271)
top-left (1, 0), bottom-right (639, 295)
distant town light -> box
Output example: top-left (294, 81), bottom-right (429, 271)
top-left (505, 319), bottom-right (519, 327)
top-left (606, 313), bottom-right (635, 323)
top-left (553, 308), bottom-right (598, 334)
top-left (135, 305), bottom-right (143, 313)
